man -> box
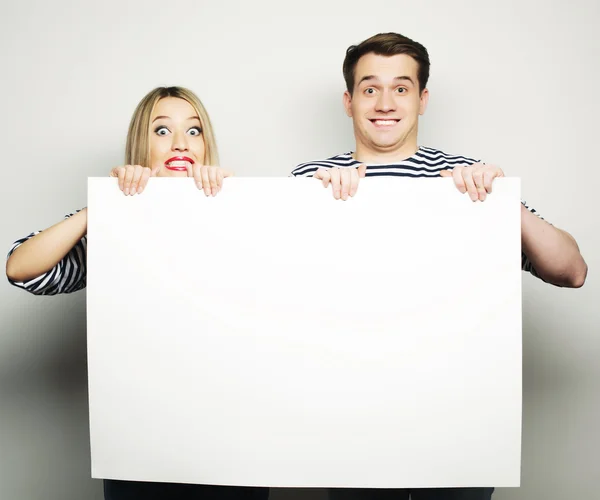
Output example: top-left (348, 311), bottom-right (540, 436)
top-left (291, 33), bottom-right (587, 500)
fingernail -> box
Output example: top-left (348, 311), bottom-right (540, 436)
top-left (124, 188), bottom-right (129, 195)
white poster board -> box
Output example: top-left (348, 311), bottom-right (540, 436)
top-left (87, 177), bottom-right (522, 488)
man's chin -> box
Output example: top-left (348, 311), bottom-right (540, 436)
top-left (371, 139), bottom-right (404, 151)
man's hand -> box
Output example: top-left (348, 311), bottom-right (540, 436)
top-left (314, 165), bottom-right (367, 200)
top-left (440, 163), bottom-right (504, 202)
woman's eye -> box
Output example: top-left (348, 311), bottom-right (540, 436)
top-left (155, 126), bottom-right (169, 136)
top-left (188, 127), bottom-right (202, 136)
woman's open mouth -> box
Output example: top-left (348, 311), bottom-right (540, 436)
top-left (165, 156), bottom-right (195, 171)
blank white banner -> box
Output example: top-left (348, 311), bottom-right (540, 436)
top-left (86, 177), bottom-right (522, 488)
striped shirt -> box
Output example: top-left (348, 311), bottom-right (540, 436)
top-left (7, 212), bottom-right (87, 295)
top-left (292, 146), bottom-right (543, 278)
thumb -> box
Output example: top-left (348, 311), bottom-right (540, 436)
top-left (358, 164), bottom-right (367, 178)
top-left (314, 168), bottom-right (330, 187)
top-left (440, 169), bottom-right (453, 177)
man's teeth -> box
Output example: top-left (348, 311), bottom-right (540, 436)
top-left (373, 120), bottom-right (398, 125)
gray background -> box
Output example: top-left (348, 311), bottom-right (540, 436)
top-left (1, 0), bottom-right (598, 499)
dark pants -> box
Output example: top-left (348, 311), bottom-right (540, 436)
top-left (329, 488), bottom-right (494, 500)
top-left (104, 480), bottom-right (270, 500)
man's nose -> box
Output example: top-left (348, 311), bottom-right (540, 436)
top-left (375, 90), bottom-right (395, 112)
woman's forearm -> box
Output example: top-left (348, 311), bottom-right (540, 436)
top-left (6, 208), bottom-right (88, 283)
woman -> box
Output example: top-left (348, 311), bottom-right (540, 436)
top-left (6, 86), bottom-right (229, 291)
top-left (6, 86), bottom-right (268, 500)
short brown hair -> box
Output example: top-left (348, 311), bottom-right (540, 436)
top-left (125, 86), bottom-right (219, 168)
top-left (343, 33), bottom-right (430, 95)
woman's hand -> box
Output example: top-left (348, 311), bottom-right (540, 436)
top-left (109, 165), bottom-right (152, 196)
top-left (190, 165), bottom-right (234, 196)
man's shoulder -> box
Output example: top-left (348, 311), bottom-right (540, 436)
top-left (290, 152), bottom-right (360, 177)
top-left (415, 146), bottom-right (480, 166)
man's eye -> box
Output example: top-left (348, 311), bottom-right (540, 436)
top-left (364, 88), bottom-right (376, 95)
top-left (396, 87), bottom-right (407, 94)
top-left (155, 126), bottom-right (169, 136)
top-left (188, 127), bottom-right (202, 136)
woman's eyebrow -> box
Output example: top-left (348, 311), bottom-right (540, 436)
top-left (152, 115), bottom-right (200, 123)
top-left (152, 115), bottom-right (171, 123)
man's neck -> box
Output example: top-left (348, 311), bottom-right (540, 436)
top-left (353, 142), bottom-right (419, 164)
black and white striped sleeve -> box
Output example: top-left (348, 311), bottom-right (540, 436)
top-left (7, 213), bottom-right (87, 295)
top-left (290, 154), bottom-right (358, 177)
top-left (291, 162), bottom-right (325, 177)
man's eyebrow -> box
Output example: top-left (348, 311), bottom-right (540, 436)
top-left (357, 75), bottom-right (415, 86)
top-left (151, 115), bottom-right (200, 123)
top-left (357, 75), bottom-right (377, 86)
top-left (394, 76), bottom-right (415, 85)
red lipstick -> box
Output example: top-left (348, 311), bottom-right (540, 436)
top-left (164, 156), bottom-right (195, 171)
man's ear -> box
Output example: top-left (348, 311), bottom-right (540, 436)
top-left (419, 88), bottom-right (429, 116)
top-left (343, 90), bottom-right (353, 118)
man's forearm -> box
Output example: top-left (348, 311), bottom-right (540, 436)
top-left (521, 204), bottom-right (587, 287)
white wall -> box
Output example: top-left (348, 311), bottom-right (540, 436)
top-left (1, 0), bottom-right (598, 499)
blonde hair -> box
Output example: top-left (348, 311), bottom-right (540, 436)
top-left (125, 86), bottom-right (219, 167)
